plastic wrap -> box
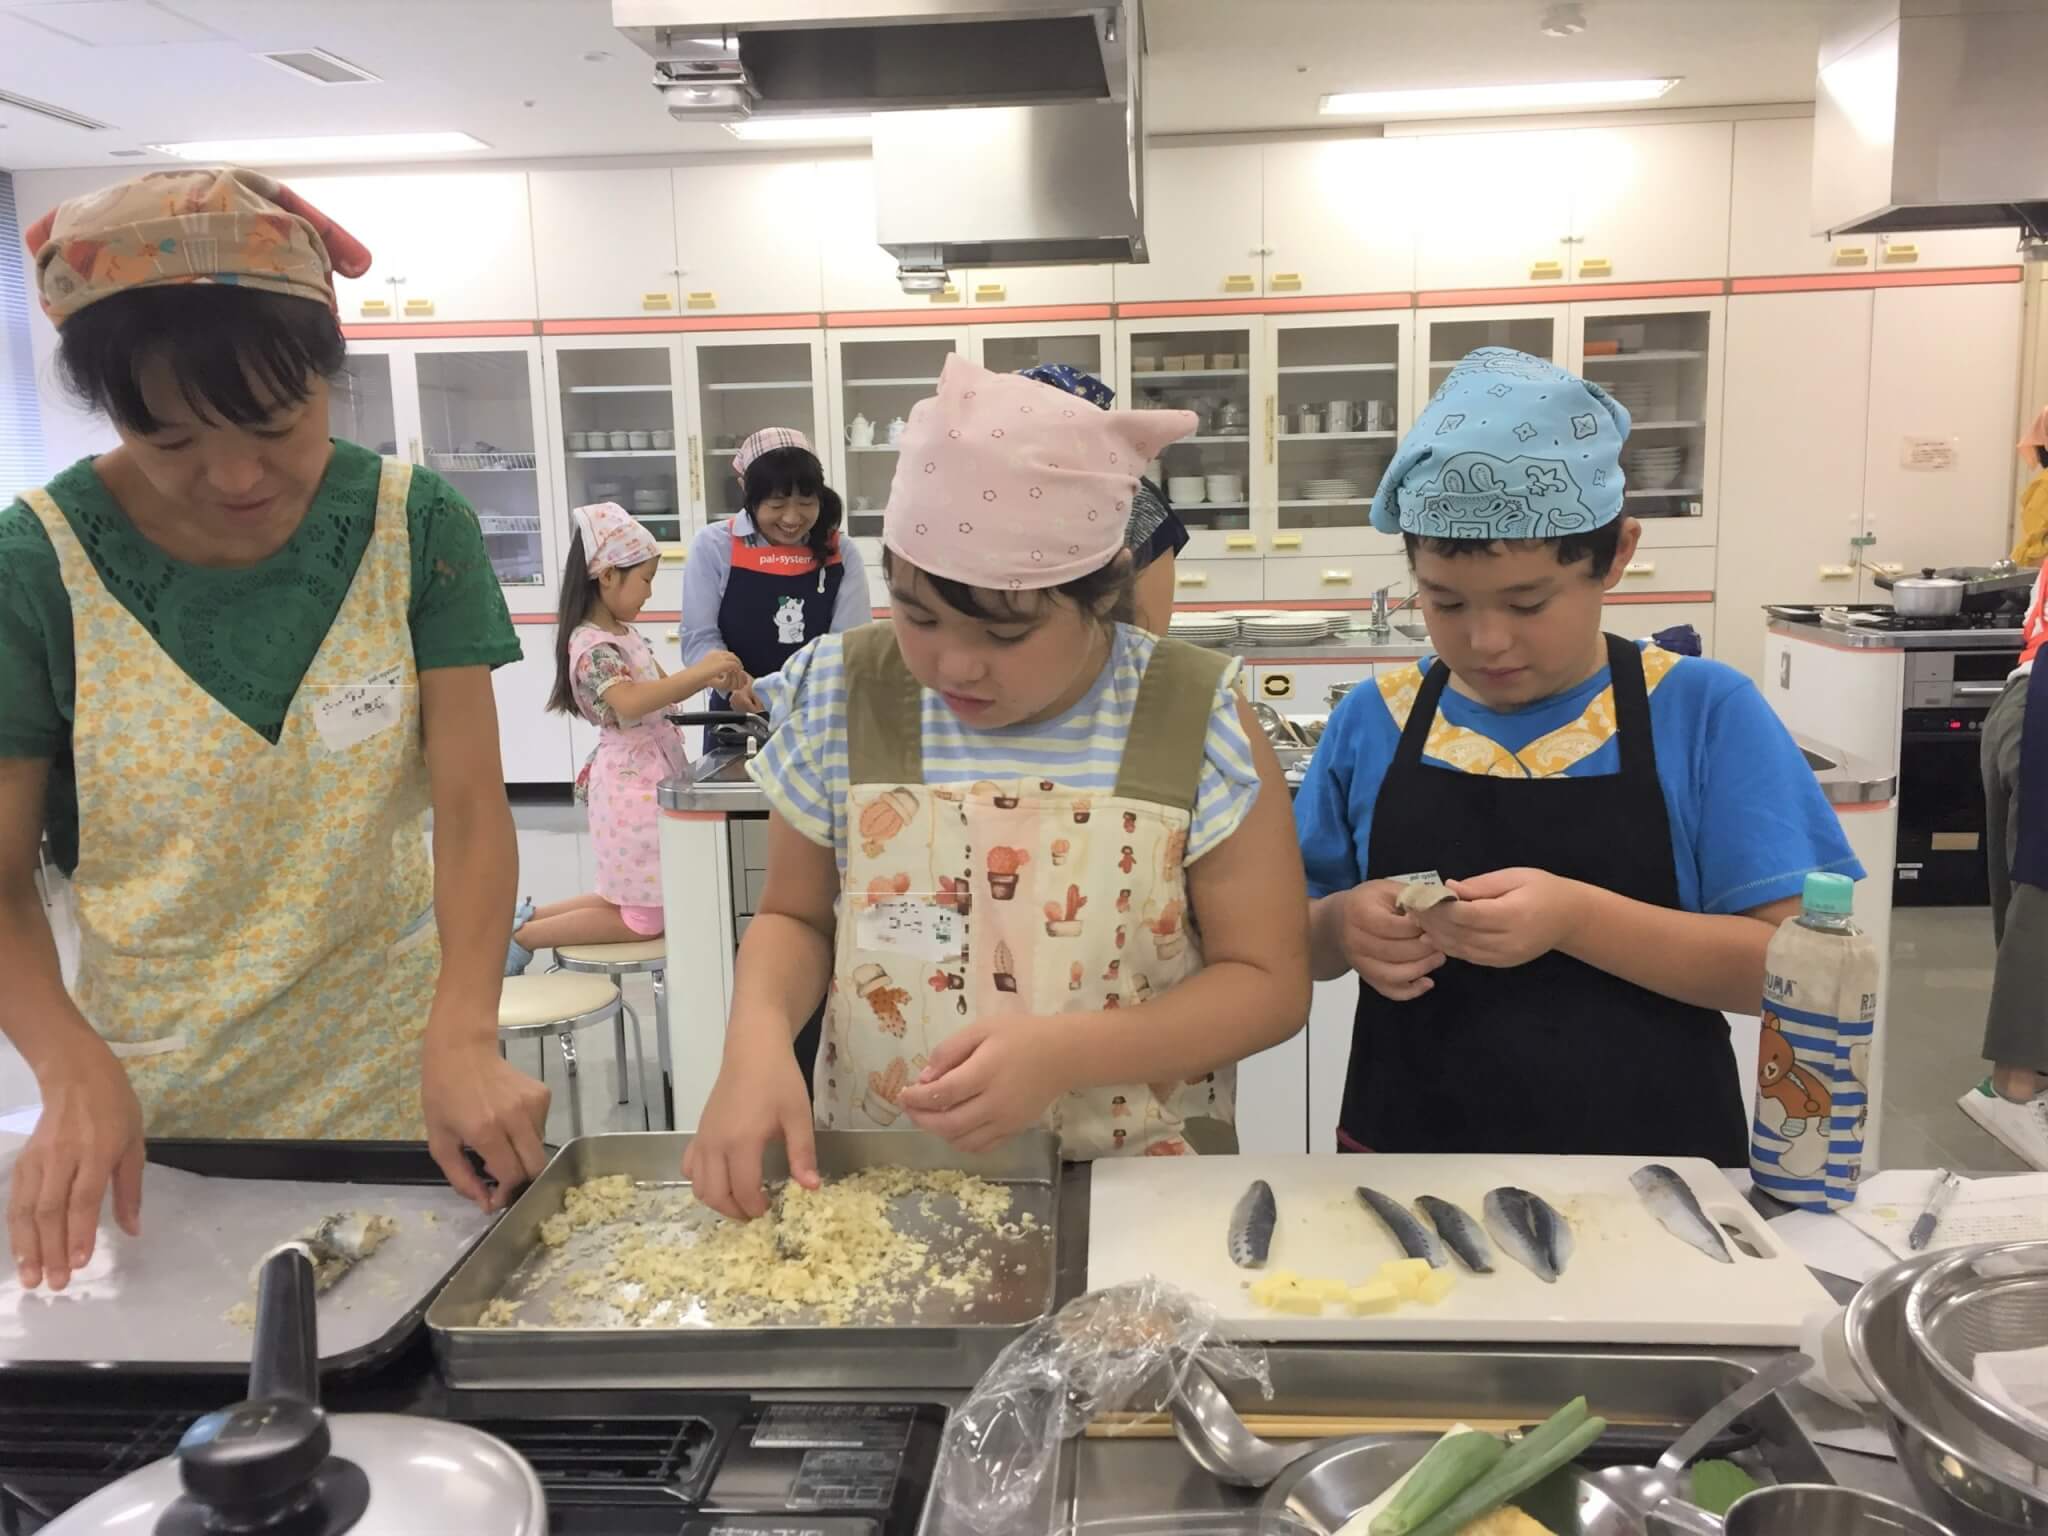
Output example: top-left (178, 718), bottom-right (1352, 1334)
top-left (932, 1278), bottom-right (1272, 1530)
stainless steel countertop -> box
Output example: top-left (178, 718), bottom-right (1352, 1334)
top-left (658, 747), bottom-right (772, 815)
top-left (1767, 616), bottom-right (2025, 652)
top-left (1793, 734), bottom-right (1898, 807)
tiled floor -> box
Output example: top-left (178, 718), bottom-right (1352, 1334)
top-left (2, 806), bottom-right (2032, 1170)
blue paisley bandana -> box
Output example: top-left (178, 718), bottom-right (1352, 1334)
top-left (1016, 362), bottom-right (1117, 410)
top-left (1369, 347), bottom-right (1631, 539)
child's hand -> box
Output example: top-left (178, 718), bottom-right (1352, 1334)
top-left (728, 681), bottom-right (766, 716)
top-left (698, 649), bottom-right (748, 694)
top-left (683, 1028), bottom-right (819, 1221)
top-left (1333, 879), bottom-right (1445, 1001)
top-left (898, 1015), bottom-right (1070, 1153)
top-left (1420, 868), bottom-right (1587, 969)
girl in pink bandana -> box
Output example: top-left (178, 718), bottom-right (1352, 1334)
top-left (508, 503), bottom-right (753, 968)
top-left (683, 358), bottom-right (1311, 1219)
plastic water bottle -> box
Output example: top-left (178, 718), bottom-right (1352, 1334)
top-left (1750, 872), bottom-right (1880, 1210)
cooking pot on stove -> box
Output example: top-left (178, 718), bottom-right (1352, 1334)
top-left (48, 1246), bottom-right (546, 1536)
top-left (1885, 569), bottom-right (1967, 617)
top-left (1875, 561), bottom-right (2036, 614)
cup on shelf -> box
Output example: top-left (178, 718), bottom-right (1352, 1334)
top-left (628, 430), bottom-right (652, 450)
top-left (1204, 473), bottom-right (1244, 504)
top-left (1167, 474), bottom-right (1208, 505)
top-left (651, 430), bottom-right (674, 449)
top-left (1324, 401), bottom-right (1358, 432)
top-left (1364, 400), bottom-right (1391, 431)
top-left (567, 431), bottom-right (591, 451)
top-left (1292, 409), bottom-right (1324, 435)
top-left (607, 430), bottom-right (631, 450)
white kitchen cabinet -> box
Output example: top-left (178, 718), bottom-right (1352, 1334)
top-left (1261, 138), bottom-right (1416, 296)
top-left (1412, 131), bottom-right (1575, 291)
top-left (674, 161), bottom-right (824, 315)
top-left (1305, 975), bottom-right (1359, 1154)
top-left (1729, 118), bottom-right (1876, 278)
top-left (1870, 227), bottom-right (2023, 272)
top-left (543, 336), bottom-right (690, 554)
top-left (1605, 545), bottom-right (1719, 596)
top-left (1171, 557), bottom-right (1264, 603)
top-left (1412, 303), bottom-right (1569, 406)
top-left (1860, 282), bottom-right (2024, 578)
top-left (296, 172), bottom-right (537, 322)
top-left (684, 331), bottom-right (830, 526)
top-left (1118, 317), bottom-right (1266, 558)
top-left (961, 263), bottom-right (1113, 308)
top-left (1251, 660), bottom-right (1379, 715)
top-left (1265, 311), bottom-right (1414, 558)
top-left (531, 168), bottom-right (680, 319)
top-left (968, 319), bottom-right (1115, 381)
top-left (817, 159), bottom-right (934, 313)
top-left (1715, 290), bottom-right (1875, 682)
top-left (1263, 552), bottom-right (1408, 603)
top-left (1569, 296), bottom-right (1727, 550)
top-left (1111, 143), bottom-right (1265, 304)
top-left (826, 326), bottom-right (970, 544)
top-left (495, 623), bottom-right (575, 784)
top-left (1568, 123), bottom-right (1732, 283)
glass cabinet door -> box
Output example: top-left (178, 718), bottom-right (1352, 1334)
top-left (552, 343), bottom-right (686, 551)
top-left (1270, 315), bottom-right (1410, 550)
top-left (328, 351), bottom-right (399, 456)
top-left (829, 331), bottom-right (966, 542)
top-left (414, 345), bottom-right (550, 592)
top-left (687, 335), bottom-right (827, 526)
top-left (1572, 303), bottom-right (1718, 534)
top-left (1415, 306), bottom-right (1567, 404)
top-left (973, 324), bottom-right (1111, 382)
top-left (1119, 324), bottom-right (1259, 538)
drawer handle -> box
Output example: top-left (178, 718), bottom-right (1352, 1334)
top-left (1819, 564), bottom-right (1854, 579)
top-left (1530, 260), bottom-right (1564, 280)
top-left (1225, 534), bottom-right (1258, 552)
top-left (686, 291), bottom-right (718, 309)
top-left (1223, 273), bottom-right (1256, 293)
top-left (974, 283), bottom-right (1006, 301)
top-left (359, 299), bottom-right (392, 317)
top-left (929, 284), bottom-right (961, 303)
top-left (1882, 242), bottom-right (1920, 264)
top-left (1833, 246), bottom-right (1871, 267)
top-left (1578, 257), bottom-right (1612, 278)
top-left (1623, 561), bottom-right (1655, 576)
top-left (1270, 272), bottom-right (1303, 291)
top-left (1272, 534), bottom-right (1303, 550)
top-left (1322, 569), bottom-right (1353, 585)
top-left (660, 548), bottom-right (687, 565)
top-left (402, 297), bottom-right (435, 317)
top-left (1176, 571), bottom-right (1209, 588)
top-left (642, 292), bottom-right (675, 311)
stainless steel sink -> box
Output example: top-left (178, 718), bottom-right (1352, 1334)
top-left (1051, 1346), bottom-right (1831, 1534)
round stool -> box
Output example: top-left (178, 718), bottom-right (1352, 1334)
top-left (553, 939), bottom-right (671, 1131)
top-left (498, 971), bottom-right (631, 1139)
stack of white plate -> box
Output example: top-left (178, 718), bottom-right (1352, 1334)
top-left (1604, 381), bottom-right (1653, 417)
top-left (1166, 612), bottom-right (1238, 646)
top-left (1624, 444), bottom-right (1685, 490)
top-left (1285, 609), bottom-right (1348, 638)
top-left (1299, 478), bottom-right (1364, 501)
top-left (1243, 612), bottom-right (1333, 646)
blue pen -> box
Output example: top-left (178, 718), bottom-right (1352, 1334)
top-left (1908, 1170), bottom-right (1962, 1251)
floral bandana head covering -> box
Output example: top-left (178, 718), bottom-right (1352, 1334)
top-left (1369, 347), bottom-right (1632, 539)
top-left (884, 355), bottom-right (1194, 591)
top-left (25, 167), bottom-right (372, 327)
top-left (732, 426), bottom-right (815, 479)
top-left (572, 501), bottom-right (660, 575)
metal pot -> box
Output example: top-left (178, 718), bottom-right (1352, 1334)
top-left (1214, 401), bottom-right (1249, 435)
top-left (49, 1247), bottom-right (546, 1536)
top-left (1888, 570), bottom-right (1967, 617)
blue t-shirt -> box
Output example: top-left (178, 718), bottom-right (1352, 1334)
top-left (1294, 643), bottom-right (1864, 915)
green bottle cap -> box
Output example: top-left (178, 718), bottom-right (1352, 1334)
top-left (1803, 871), bottom-right (1856, 917)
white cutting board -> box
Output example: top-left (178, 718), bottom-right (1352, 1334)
top-left (1087, 1154), bottom-right (1833, 1346)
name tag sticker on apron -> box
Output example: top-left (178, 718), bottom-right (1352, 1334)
top-left (855, 897), bottom-right (963, 962)
top-left (312, 665), bottom-right (408, 754)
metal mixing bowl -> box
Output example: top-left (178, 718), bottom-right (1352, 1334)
top-left (1908, 1242), bottom-right (2048, 1471)
top-left (1846, 1252), bottom-right (2048, 1534)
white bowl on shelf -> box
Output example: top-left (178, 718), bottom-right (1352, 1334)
top-left (1167, 475), bottom-right (1208, 505)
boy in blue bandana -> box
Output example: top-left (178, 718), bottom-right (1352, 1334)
top-left (1293, 349), bottom-right (1861, 1162)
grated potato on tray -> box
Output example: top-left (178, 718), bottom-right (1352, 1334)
top-left (482, 1166), bottom-right (1025, 1330)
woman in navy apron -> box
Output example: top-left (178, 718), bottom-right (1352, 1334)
top-left (679, 428), bottom-right (867, 1087)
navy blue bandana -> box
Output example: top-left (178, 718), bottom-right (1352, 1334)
top-left (1369, 347), bottom-right (1630, 539)
top-left (1017, 362), bottom-right (1116, 410)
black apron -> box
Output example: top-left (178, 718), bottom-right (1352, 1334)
top-left (1341, 634), bottom-right (1746, 1165)
top-left (709, 520), bottom-right (846, 721)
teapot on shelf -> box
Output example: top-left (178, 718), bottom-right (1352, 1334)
top-left (847, 412), bottom-right (876, 449)
top-left (887, 415), bottom-right (909, 447)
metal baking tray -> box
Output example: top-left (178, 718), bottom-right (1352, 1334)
top-left (428, 1129), bottom-right (1062, 1389)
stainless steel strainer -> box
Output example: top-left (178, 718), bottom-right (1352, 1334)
top-left (1906, 1241), bottom-right (2048, 1473)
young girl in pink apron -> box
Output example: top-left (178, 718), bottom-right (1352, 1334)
top-left (682, 358), bottom-right (1311, 1219)
top-left (510, 503), bottom-right (751, 968)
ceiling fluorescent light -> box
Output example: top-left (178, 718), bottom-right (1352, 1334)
top-left (148, 131), bottom-right (488, 162)
top-left (725, 115), bottom-right (872, 142)
top-left (1321, 78), bottom-right (1679, 116)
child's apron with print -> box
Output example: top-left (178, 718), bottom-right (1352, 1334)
top-left (569, 624), bottom-right (686, 908)
top-left (24, 457), bottom-right (439, 1139)
top-left (819, 624), bottom-right (1235, 1158)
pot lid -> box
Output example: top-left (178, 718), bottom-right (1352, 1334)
top-left (46, 1414), bottom-right (546, 1536)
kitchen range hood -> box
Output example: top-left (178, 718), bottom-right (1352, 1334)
top-left (613, 0), bottom-right (1147, 279)
top-left (1814, 0), bottom-right (2048, 241)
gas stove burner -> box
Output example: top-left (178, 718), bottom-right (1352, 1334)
top-left (1814, 603), bottom-right (2024, 634)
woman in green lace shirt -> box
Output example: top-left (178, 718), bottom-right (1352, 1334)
top-left (1, 168), bottom-right (550, 1292)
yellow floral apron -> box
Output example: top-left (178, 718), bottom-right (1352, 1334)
top-left (818, 624), bottom-right (1236, 1158)
top-left (24, 456), bottom-right (439, 1138)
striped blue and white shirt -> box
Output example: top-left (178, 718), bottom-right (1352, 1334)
top-left (749, 624), bottom-right (1262, 874)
